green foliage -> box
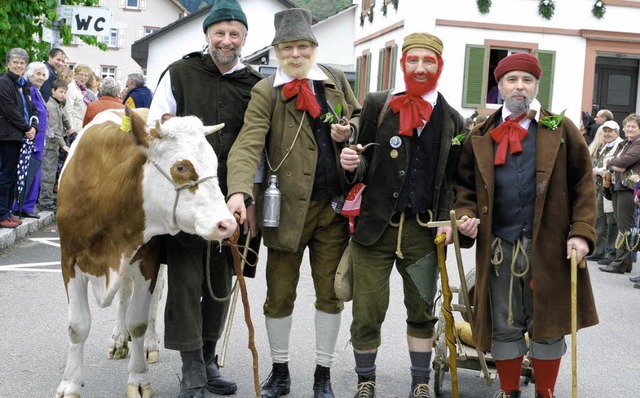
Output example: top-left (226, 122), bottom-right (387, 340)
top-left (538, 0), bottom-right (555, 20)
top-left (476, 0), bottom-right (491, 14)
top-left (0, 0), bottom-right (101, 72)
top-left (592, 1), bottom-right (606, 19)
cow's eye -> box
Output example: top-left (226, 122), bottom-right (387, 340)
top-left (175, 165), bottom-right (187, 173)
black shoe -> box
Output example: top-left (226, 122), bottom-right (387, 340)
top-left (634, 282), bottom-right (640, 289)
top-left (313, 365), bottom-right (334, 398)
top-left (629, 275), bottom-right (640, 283)
top-left (597, 258), bottom-right (613, 265)
top-left (179, 349), bottom-right (206, 398)
top-left (409, 375), bottom-right (432, 397)
top-left (39, 205), bottom-right (56, 212)
top-left (16, 211), bottom-right (40, 219)
top-left (205, 354), bottom-right (237, 395)
top-left (599, 264), bottom-right (625, 274)
top-left (626, 264), bottom-right (633, 273)
top-left (261, 362), bottom-right (291, 398)
top-left (354, 374), bottom-right (376, 398)
top-left (587, 254), bottom-right (604, 262)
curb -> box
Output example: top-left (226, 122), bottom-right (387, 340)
top-left (0, 211), bottom-right (56, 251)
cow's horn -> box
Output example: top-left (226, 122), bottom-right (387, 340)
top-left (204, 123), bottom-right (225, 136)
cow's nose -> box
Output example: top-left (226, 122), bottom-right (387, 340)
top-left (216, 218), bottom-right (236, 240)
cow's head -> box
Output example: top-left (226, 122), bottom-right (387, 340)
top-left (130, 108), bottom-right (236, 242)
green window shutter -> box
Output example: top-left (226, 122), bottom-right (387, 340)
top-left (389, 44), bottom-right (398, 89)
top-left (536, 50), bottom-right (555, 110)
top-left (462, 44), bottom-right (487, 108)
top-left (365, 55), bottom-right (371, 95)
top-left (355, 56), bottom-right (362, 100)
top-left (377, 48), bottom-right (385, 90)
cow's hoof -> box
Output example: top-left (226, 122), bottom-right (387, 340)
top-left (146, 349), bottom-right (159, 364)
top-left (108, 345), bottom-right (129, 359)
top-left (127, 384), bottom-right (153, 398)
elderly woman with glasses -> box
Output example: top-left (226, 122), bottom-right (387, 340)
top-left (64, 64), bottom-right (94, 133)
top-left (0, 48), bottom-right (39, 228)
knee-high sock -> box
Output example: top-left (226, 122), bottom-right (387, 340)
top-left (495, 356), bottom-right (524, 393)
top-left (265, 315), bottom-right (293, 364)
top-left (531, 358), bottom-right (561, 398)
top-left (315, 310), bottom-right (341, 367)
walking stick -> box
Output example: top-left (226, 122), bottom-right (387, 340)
top-left (571, 249), bottom-right (586, 398)
top-left (227, 219), bottom-right (260, 396)
top-left (220, 231), bottom-right (251, 367)
top-left (434, 233), bottom-right (459, 398)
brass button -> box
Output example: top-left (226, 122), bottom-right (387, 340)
top-left (481, 206), bottom-right (488, 214)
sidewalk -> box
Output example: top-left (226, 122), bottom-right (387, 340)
top-left (0, 211), bottom-right (56, 251)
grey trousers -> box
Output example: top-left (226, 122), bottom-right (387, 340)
top-left (489, 236), bottom-right (566, 361)
top-left (39, 143), bottom-right (59, 207)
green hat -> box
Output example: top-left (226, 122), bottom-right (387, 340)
top-left (202, 0), bottom-right (248, 33)
top-left (271, 8), bottom-right (317, 46)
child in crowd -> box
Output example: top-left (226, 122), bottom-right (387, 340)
top-left (40, 80), bottom-right (71, 212)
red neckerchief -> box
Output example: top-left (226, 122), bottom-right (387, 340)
top-left (282, 79), bottom-right (321, 118)
top-left (389, 94), bottom-right (433, 137)
top-left (490, 113), bottom-right (528, 165)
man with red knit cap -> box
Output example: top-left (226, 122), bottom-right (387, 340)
top-left (340, 32), bottom-right (464, 398)
top-left (453, 52), bottom-right (599, 397)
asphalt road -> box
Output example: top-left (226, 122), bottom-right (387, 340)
top-left (0, 225), bottom-right (639, 397)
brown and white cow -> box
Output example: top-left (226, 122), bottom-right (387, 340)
top-left (54, 107), bottom-right (236, 398)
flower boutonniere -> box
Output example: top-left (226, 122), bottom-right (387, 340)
top-left (540, 110), bottom-right (566, 131)
top-left (452, 132), bottom-right (467, 145)
top-left (322, 103), bottom-right (342, 124)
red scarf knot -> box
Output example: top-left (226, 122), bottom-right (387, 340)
top-left (490, 113), bottom-right (528, 165)
top-left (282, 79), bottom-right (321, 118)
top-left (389, 94), bottom-right (433, 137)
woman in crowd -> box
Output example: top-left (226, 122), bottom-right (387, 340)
top-left (601, 114), bottom-right (640, 274)
top-left (12, 62), bottom-right (49, 219)
top-left (588, 121), bottom-right (623, 265)
top-left (64, 64), bottom-right (93, 132)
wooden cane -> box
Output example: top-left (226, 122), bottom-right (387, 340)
top-left (228, 218), bottom-right (260, 396)
top-left (571, 249), bottom-right (586, 398)
top-left (435, 233), bottom-right (459, 398)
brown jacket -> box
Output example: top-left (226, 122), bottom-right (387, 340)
top-left (453, 108), bottom-right (599, 352)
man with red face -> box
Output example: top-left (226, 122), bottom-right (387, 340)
top-left (340, 33), bottom-right (464, 398)
top-left (453, 53), bottom-right (599, 398)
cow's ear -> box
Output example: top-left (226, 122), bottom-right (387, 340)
top-left (125, 106), bottom-right (149, 147)
top-left (161, 113), bottom-right (175, 123)
top-left (149, 120), bottom-right (161, 139)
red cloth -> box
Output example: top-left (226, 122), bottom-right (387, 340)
top-left (389, 94), bottom-right (433, 137)
top-left (282, 79), bottom-right (321, 118)
top-left (490, 113), bottom-right (528, 165)
top-left (531, 358), bottom-right (561, 398)
top-left (495, 356), bottom-right (524, 394)
top-left (341, 183), bottom-right (366, 234)
top-left (82, 96), bottom-right (126, 127)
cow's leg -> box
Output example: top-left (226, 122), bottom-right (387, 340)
top-left (108, 275), bottom-right (133, 360)
top-left (144, 264), bottom-right (165, 364)
top-left (55, 274), bottom-right (91, 398)
top-left (125, 267), bottom-right (155, 398)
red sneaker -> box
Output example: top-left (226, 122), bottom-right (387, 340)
top-left (9, 216), bottom-right (23, 225)
top-left (0, 219), bottom-right (19, 228)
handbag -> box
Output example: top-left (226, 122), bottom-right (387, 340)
top-left (334, 244), bottom-right (353, 302)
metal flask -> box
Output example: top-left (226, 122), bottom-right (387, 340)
top-left (262, 175), bottom-right (281, 227)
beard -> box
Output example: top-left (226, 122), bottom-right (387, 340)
top-left (401, 54), bottom-right (443, 96)
top-left (208, 45), bottom-right (239, 66)
top-left (503, 88), bottom-right (537, 115)
top-left (278, 51), bottom-right (316, 79)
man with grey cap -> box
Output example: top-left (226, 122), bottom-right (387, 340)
top-left (147, 0), bottom-right (263, 397)
top-left (226, 7), bottom-right (361, 398)
top-left (340, 32), bottom-right (463, 397)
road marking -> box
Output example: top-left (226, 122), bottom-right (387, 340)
top-left (29, 237), bottom-right (61, 248)
top-left (0, 261), bottom-right (61, 273)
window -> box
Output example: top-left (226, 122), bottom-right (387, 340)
top-left (101, 28), bottom-right (118, 47)
top-left (144, 27), bottom-right (157, 36)
top-left (121, 0), bottom-right (146, 10)
top-left (377, 43), bottom-right (397, 91)
top-left (355, 52), bottom-right (372, 102)
top-left (101, 66), bottom-right (116, 79)
top-left (127, 0), bottom-right (139, 7)
top-left (462, 43), bottom-right (555, 110)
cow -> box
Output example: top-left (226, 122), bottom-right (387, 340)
top-left (54, 107), bottom-right (236, 398)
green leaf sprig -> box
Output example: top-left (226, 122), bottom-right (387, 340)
top-left (540, 110), bottom-right (565, 131)
top-left (322, 103), bottom-right (343, 124)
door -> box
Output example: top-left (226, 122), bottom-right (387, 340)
top-left (593, 57), bottom-right (639, 126)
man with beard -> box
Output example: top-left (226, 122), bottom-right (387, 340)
top-left (226, 8), bottom-right (360, 398)
top-left (453, 53), bottom-right (599, 398)
top-left (146, 1), bottom-right (263, 397)
top-left (339, 32), bottom-right (463, 398)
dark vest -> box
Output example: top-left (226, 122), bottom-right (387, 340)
top-left (309, 79), bottom-right (341, 200)
top-left (492, 119), bottom-right (537, 243)
top-left (396, 100), bottom-right (443, 213)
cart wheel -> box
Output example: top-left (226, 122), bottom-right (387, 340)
top-left (432, 315), bottom-right (448, 396)
top-left (458, 267), bottom-right (476, 322)
top-left (434, 364), bottom-right (444, 397)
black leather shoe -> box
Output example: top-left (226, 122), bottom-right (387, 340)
top-left (354, 374), bottom-right (376, 398)
top-left (19, 211), bottom-right (40, 219)
top-left (634, 282), bottom-right (640, 289)
top-left (599, 264), bottom-right (625, 274)
top-left (178, 387), bottom-right (205, 398)
top-left (409, 375), bottom-right (432, 397)
top-left (597, 258), bottom-right (613, 265)
top-left (179, 349), bottom-right (206, 398)
top-left (205, 355), bottom-right (237, 395)
top-left (629, 275), bottom-right (640, 283)
top-left (313, 365), bottom-right (334, 398)
top-left (261, 362), bottom-right (291, 398)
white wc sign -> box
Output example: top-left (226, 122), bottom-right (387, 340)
top-left (68, 6), bottom-right (112, 36)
